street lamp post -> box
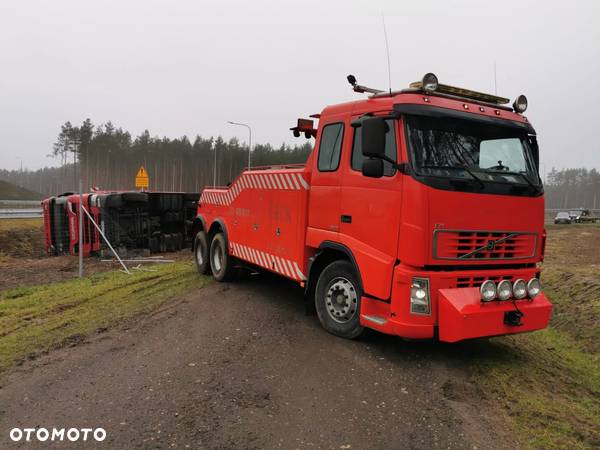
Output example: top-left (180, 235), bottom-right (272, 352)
top-left (226, 121), bottom-right (252, 170)
top-left (70, 139), bottom-right (83, 278)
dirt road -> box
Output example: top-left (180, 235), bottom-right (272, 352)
top-left (0, 273), bottom-right (514, 449)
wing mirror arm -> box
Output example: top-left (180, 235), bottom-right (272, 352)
top-left (376, 154), bottom-right (409, 174)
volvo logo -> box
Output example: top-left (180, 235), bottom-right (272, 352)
top-left (457, 233), bottom-right (519, 259)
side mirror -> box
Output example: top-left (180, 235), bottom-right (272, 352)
top-left (362, 158), bottom-right (384, 178)
top-left (361, 117), bottom-right (387, 158)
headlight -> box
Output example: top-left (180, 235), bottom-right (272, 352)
top-left (512, 279), bottom-right (527, 299)
top-left (527, 278), bottom-right (541, 298)
top-left (410, 278), bottom-right (431, 315)
top-left (513, 94), bottom-right (528, 113)
top-left (480, 280), bottom-right (496, 302)
top-left (422, 73), bottom-right (439, 93)
top-left (497, 280), bottom-right (512, 301)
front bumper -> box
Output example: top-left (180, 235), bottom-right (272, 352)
top-left (437, 289), bottom-right (552, 342)
top-left (360, 264), bottom-right (553, 342)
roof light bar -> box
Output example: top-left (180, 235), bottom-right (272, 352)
top-left (410, 73), bottom-right (511, 105)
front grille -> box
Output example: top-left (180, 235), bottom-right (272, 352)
top-left (434, 230), bottom-right (536, 260)
top-left (454, 275), bottom-right (515, 288)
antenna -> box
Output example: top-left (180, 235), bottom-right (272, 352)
top-left (382, 13), bottom-right (392, 94)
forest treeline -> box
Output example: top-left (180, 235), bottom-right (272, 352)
top-left (0, 119), bottom-right (599, 210)
top-left (0, 119), bottom-right (312, 195)
top-left (544, 167), bottom-right (600, 210)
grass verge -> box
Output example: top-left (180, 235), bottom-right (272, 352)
top-left (466, 225), bottom-right (600, 449)
top-left (0, 218), bottom-right (43, 232)
top-left (0, 261), bottom-right (209, 374)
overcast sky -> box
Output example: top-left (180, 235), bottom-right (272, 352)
top-left (1, 0), bottom-right (599, 175)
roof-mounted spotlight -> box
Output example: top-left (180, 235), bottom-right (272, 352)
top-left (513, 94), bottom-right (528, 113)
top-left (346, 74), bottom-right (384, 95)
top-left (422, 73), bottom-right (439, 93)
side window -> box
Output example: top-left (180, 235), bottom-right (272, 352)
top-left (317, 123), bottom-right (344, 172)
top-left (351, 119), bottom-right (397, 176)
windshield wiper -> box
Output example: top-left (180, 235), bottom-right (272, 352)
top-left (420, 165), bottom-right (485, 189)
top-left (499, 171), bottom-right (542, 195)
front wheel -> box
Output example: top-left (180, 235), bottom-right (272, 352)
top-left (209, 232), bottom-right (235, 281)
top-left (193, 231), bottom-right (210, 275)
top-left (315, 260), bottom-right (364, 339)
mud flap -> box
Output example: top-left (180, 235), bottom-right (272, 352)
top-left (438, 288), bottom-right (553, 343)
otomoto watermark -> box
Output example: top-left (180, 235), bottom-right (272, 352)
top-left (9, 427), bottom-right (107, 443)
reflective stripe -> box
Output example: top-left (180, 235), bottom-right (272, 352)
top-left (276, 174), bottom-right (286, 189)
top-left (286, 173), bottom-right (298, 190)
top-left (296, 173), bottom-right (309, 190)
top-left (294, 262), bottom-right (306, 280)
top-left (285, 259), bottom-right (296, 279)
top-left (201, 171), bottom-right (310, 206)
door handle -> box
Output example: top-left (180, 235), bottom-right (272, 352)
top-left (341, 215), bottom-right (352, 224)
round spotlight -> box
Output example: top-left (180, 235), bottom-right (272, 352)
top-left (513, 94), bottom-right (528, 113)
top-left (480, 280), bottom-right (497, 302)
top-left (512, 279), bottom-right (527, 299)
top-left (527, 278), bottom-right (541, 298)
top-left (422, 73), bottom-right (439, 93)
top-left (497, 280), bottom-right (513, 301)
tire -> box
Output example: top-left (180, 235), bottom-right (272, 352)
top-left (184, 193), bottom-right (199, 201)
top-left (315, 260), bottom-right (364, 339)
top-left (104, 194), bottom-right (123, 208)
top-left (121, 192), bottom-right (148, 203)
top-left (193, 231), bottom-right (210, 274)
top-left (209, 232), bottom-right (234, 281)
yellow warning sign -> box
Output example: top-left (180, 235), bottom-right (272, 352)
top-left (135, 166), bottom-right (149, 189)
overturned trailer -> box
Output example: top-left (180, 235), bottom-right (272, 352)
top-left (42, 191), bottom-right (199, 256)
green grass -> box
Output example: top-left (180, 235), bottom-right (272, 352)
top-left (0, 261), bottom-right (210, 374)
top-left (0, 218), bottom-right (43, 232)
top-left (466, 226), bottom-right (600, 449)
top-left (0, 179), bottom-right (43, 200)
top-left (467, 330), bottom-right (599, 449)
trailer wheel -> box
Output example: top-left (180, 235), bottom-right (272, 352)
top-left (209, 232), bottom-right (234, 281)
top-left (193, 231), bottom-right (210, 275)
top-left (315, 260), bottom-right (364, 339)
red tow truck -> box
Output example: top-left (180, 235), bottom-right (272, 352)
top-left (192, 73), bottom-right (552, 342)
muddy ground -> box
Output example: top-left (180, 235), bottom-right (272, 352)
top-left (3, 221), bottom-right (595, 449)
top-left (0, 273), bottom-right (513, 449)
top-left (0, 219), bottom-right (191, 292)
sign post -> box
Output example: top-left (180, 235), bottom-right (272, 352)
top-left (135, 166), bottom-right (149, 191)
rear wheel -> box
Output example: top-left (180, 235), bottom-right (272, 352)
top-left (193, 231), bottom-right (210, 275)
top-left (209, 232), bottom-right (234, 281)
top-left (315, 260), bottom-right (364, 339)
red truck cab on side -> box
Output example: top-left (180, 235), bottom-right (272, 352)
top-left (192, 74), bottom-right (552, 342)
top-left (66, 193), bottom-right (102, 257)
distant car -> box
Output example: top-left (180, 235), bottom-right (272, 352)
top-left (568, 210), bottom-right (582, 222)
top-left (554, 212), bottom-right (572, 224)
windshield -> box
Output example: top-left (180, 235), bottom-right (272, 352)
top-left (405, 114), bottom-right (541, 195)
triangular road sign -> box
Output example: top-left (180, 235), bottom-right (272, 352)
top-left (135, 166), bottom-right (149, 188)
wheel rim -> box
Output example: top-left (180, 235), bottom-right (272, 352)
top-left (212, 242), bottom-right (223, 272)
top-left (325, 277), bottom-right (358, 323)
top-left (195, 239), bottom-right (205, 266)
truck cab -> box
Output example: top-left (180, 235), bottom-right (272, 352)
top-left (194, 73), bottom-right (552, 343)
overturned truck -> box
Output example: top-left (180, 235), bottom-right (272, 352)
top-left (42, 191), bottom-right (199, 257)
